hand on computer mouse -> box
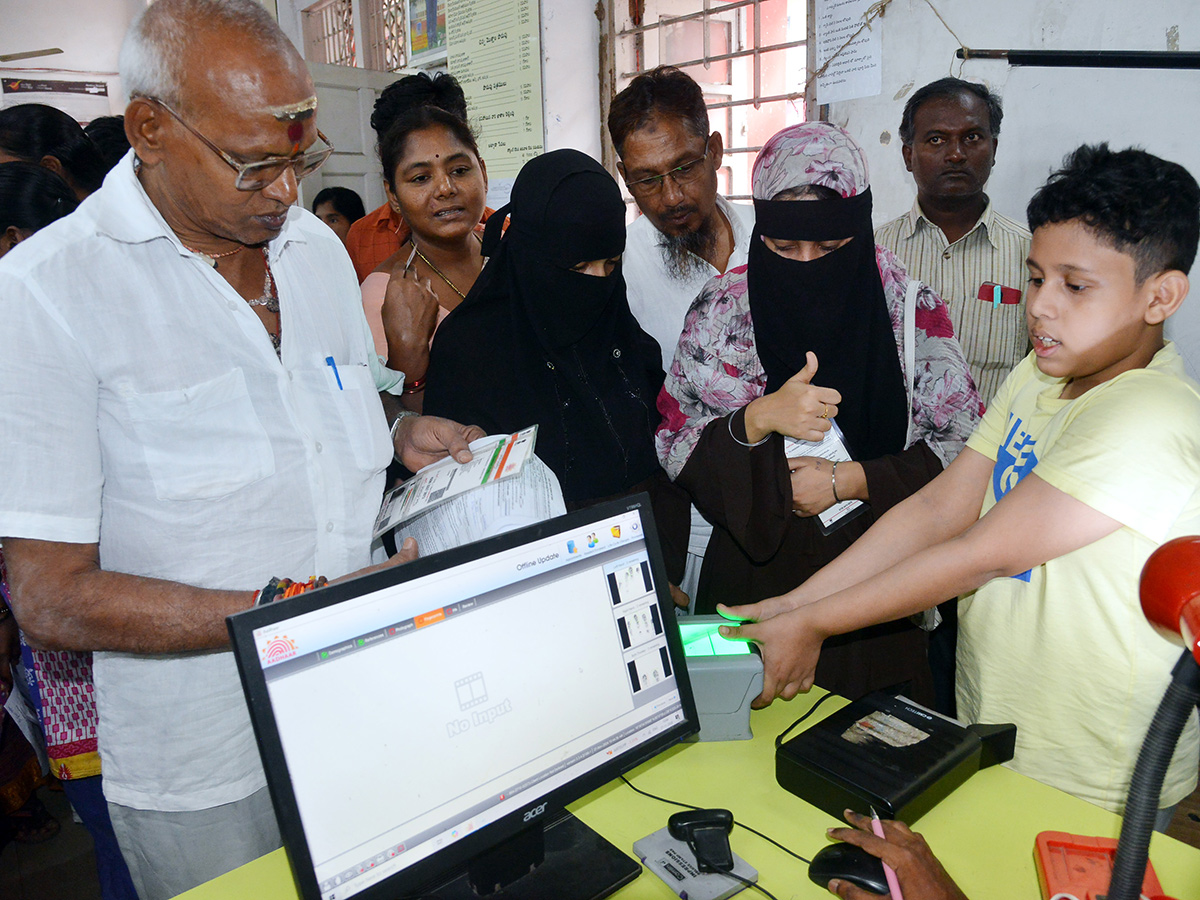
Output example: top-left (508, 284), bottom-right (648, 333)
top-left (825, 810), bottom-right (969, 900)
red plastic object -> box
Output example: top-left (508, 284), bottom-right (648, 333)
top-left (1140, 536), bottom-right (1200, 664)
top-left (1035, 831), bottom-right (1167, 900)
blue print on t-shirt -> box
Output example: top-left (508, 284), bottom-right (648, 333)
top-left (993, 413), bottom-right (1038, 581)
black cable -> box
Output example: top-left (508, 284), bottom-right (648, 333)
top-left (775, 691), bottom-right (838, 748)
top-left (692, 848), bottom-right (781, 900)
top-left (621, 693), bottom-right (840, 871)
top-left (619, 777), bottom-right (810, 865)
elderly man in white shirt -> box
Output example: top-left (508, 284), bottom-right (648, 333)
top-left (607, 66), bottom-right (755, 601)
top-left (0, 2), bottom-right (480, 898)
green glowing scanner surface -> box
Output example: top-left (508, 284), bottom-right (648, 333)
top-left (678, 622), bottom-right (752, 657)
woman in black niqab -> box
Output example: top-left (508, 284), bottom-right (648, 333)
top-left (423, 149), bottom-right (688, 582)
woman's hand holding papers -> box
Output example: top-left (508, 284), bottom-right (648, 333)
top-left (788, 456), bottom-right (836, 516)
top-left (789, 457), bottom-right (868, 516)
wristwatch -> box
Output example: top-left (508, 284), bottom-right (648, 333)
top-left (390, 409), bottom-right (422, 464)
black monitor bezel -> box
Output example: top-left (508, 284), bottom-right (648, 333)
top-left (227, 493), bottom-right (699, 900)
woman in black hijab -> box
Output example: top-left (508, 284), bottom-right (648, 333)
top-left (423, 149), bottom-right (688, 588)
top-left (656, 123), bottom-right (983, 702)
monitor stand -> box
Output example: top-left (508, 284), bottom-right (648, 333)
top-left (429, 811), bottom-right (640, 900)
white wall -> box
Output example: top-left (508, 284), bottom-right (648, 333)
top-left (825, 0), bottom-right (1200, 376)
top-left (0, 0), bottom-right (144, 114)
top-left (540, 0), bottom-right (602, 158)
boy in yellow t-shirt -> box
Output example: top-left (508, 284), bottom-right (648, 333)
top-left (721, 144), bottom-right (1200, 817)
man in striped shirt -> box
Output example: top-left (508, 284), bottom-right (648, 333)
top-left (876, 77), bottom-right (1031, 409)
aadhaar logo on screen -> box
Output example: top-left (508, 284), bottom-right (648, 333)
top-left (260, 635), bottom-right (298, 664)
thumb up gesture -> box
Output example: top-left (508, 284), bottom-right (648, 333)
top-left (742, 352), bottom-right (841, 444)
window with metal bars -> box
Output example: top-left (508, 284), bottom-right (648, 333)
top-left (608, 0), bottom-right (810, 201)
top-left (302, 0), bottom-right (357, 67)
top-left (301, 0), bottom-right (409, 72)
top-left (363, 0), bottom-right (409, 72)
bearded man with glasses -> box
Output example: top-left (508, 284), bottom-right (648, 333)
top-left (608, 66), bottom-right (755, 604)
top-left (0, 2), bottom-right (482, 897)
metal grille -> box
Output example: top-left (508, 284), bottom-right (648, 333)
top-left (364, 0), bottom-right (408, 72)
top-left (609, 0), bottom-right (809, 201)
top-left (302, 0), bottom-right (357, 68)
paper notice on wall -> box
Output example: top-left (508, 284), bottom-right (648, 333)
top-left (815, 0), bottom-right (882, 105)
top-left (446, 0), bottom-right (544, 179)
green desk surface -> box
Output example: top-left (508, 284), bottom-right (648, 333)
top-left (181, 691), bottom-right (1200, 899)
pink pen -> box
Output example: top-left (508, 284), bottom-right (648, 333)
top-left (870, 807), bottom-right (904, 900)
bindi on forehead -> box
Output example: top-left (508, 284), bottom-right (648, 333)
top-left (270, 98), bottom-right (317, 152)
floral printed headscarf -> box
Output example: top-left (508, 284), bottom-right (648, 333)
top-left (746, 121), bottom-right (909, 460)
top-left (752, 121), bottom-right (870, 201)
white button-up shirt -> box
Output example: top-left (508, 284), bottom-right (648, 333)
top-left (623, 194), bottom-right (755, 372)
top-left (0, 158), bottom-right (397, 811)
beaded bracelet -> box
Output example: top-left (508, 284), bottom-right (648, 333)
top-left (255, 575), bottom-right (329, 607)
top-left (401, 376), bottom-right (426, 395)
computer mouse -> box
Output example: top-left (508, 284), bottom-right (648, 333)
top-left (807, 842), bottom-right (889, 895)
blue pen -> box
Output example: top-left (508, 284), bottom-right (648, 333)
top-left (325, 356), bottom-right (343, 390)
top-left (992, 284), bottom-right (1002, 310)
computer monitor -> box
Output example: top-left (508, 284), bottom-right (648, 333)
top-left (228, 494), bottom-right (699, 900)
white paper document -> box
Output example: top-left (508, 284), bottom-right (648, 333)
top-left (393, 455), bottom-right (567, 556)
top-left (783, 420), bottom-right (866, 533)
top-left (374, 426), bottom-right (539, 539)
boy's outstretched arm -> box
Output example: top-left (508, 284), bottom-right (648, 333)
top-left (720, 447), bottom-right (994, 626)
top-left (722, 466), bottom-right (1124, 706)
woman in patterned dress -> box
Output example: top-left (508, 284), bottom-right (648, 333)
top-left (655, 122), bottom-right (982, 701)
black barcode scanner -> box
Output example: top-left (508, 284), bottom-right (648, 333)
top-left (667, 808), bottom-right (735, 873)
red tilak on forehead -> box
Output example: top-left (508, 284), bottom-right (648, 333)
top-left (287, 121), bottom-right (304, 143)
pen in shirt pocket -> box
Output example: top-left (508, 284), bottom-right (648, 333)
top-left (978, 282), bottom-right (1022, 309)
top-left (325, 356), bottom-right (343, 390)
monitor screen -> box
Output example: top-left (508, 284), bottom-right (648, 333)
top-left (228, 495), bottom-right (699, 900)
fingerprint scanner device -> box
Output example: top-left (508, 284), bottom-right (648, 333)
top-left (1034, 831), bottom-right (1165, 900)
top-left (775, 691), bottom-right (1016, 823)
top-left (228, 495), bottom-right (699, 900)
top-left (678, 616), bottom-right (764, 742)
top-left (633, 825), bottom-right (758, 900)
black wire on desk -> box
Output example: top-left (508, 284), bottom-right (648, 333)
top-left (691, 848), bottom-right (782, 900)
top-left (619, 774), bottom-right (811, 865)
top-left (624, 696), bottom-right (840, 868)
